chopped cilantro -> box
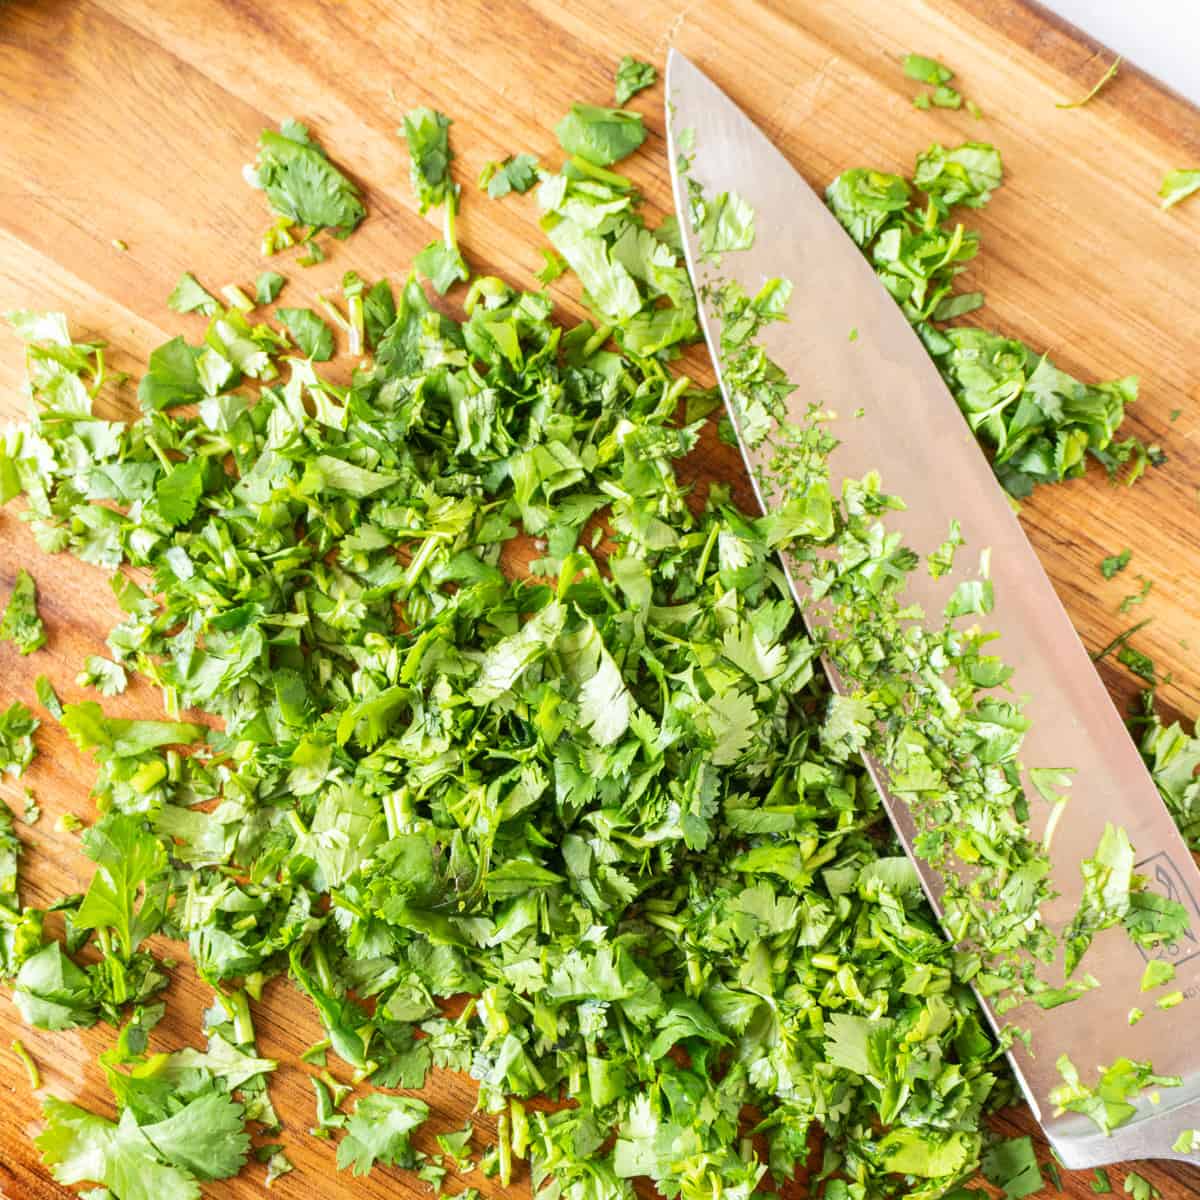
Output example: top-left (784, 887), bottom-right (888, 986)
top-left (0, 569), bottom-right (46, 655)
top-left (1124, 1171), bottom-right (1160, 1200)
top-left (76, 655), bottom-right (127, 697)
top-left (276, 307), bottom-right (335, 360)
top-left (255, 271), bottom-right (286, 305)
top-left (1173, 1129), bottom-right (1200, 1153)
top-left (904, 53), bottom-right (954, 85)
top-left (1057, 57), bottom-right (1121, 109)
top-left (167, 271), bottom-right (219, 316)
top-left (1119, 575), bottom-right (1153, 613)
top-left (0, 701), bottom-right (38, 778)
top-left (554, 103), bottom-right (645, 166)
top-left (614, 55), bottom-right (656, 105)
top-left (246, 118), bottom-right (365, 237)
top-left (480, 153), bottom-right (540, 198)
top-left (402, 107), bottom-right (456, 213)
top-left (981, 1136), bottom-right (1043, 1199)
top-left (1159, 169), bottom-right (1200, 209)
top-left (827, 143), bottom-right (1150, 497)
top-left (1050, 1054), bottom-right (1181, 1134)
top-left (1101, 548), bottom-right (1131, 578)
top-left (1140, 958), bottom-right (1174, 990)
top-left (336, 1093), bottom-right (428, 1176)
top-left (2, 64), bottom-right (1198, 1200)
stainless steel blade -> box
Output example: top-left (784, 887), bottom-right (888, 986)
top-left (666, 48), bottom-right (1200, 1169)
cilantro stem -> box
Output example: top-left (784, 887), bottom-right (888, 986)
top-left (301, 1038), bottom-right (330, 1064)
top-left (229, 988), bottom-right (255, 1046)
top-left (580, 323), bottom-right (612, 359)
top-left (1092, 618), bottom-right (1153, 664)
top-left (383, 788), bottom-right (414, 839)
top-left (497, 1111), bottom-right (512, 1186)
top-left (10, 1038), bottom-right (40, 1089)
top-left (566, 154), bottom-right (631, 189)
top-left (347, 292), bottom-right (364, 357)
top-left (311, 941), bottom-right (335, 995)
top-left (694, 522), bottom-right (720, 585)
top-left (510, 1098), bottom-right (528, 1158)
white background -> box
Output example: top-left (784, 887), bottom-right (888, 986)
top-left (1045, 0), bottom-right (1200, 105)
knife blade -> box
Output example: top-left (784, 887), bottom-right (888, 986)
top-left (666, 47), bottom-right (1200, 1169)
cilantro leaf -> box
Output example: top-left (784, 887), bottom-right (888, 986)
top-left (0, 700), bottom-right (38, 777)
top-left (414, 239), bottom-right (469, 295)
top-left (904, 53), bottom-right (954, 85)
top-left (255, 271), bottom-right (286, 304)
top-left (167, 272), bottom-right (219, 317)
top-left (154, 456), bottom-right (207, 526)
top-left (247, 120), bottom-right (365, 235)
top-left (481, 153), bottom-right (540, 198)
top-left (276, 307), bottom-right (335, 360)
top-left (614, 56), bottom-right (657, 105)
top-left (981, 1136), bottom-right (1044, 1200)
top-left (1160, 169), bottom-right (1200, 209)
top-left (76, 655), bottom-right (128, 697)
top-left (140, 1090), bottom-right (250, 1181)
top-left (555, 103), bottom-right (645, 166)
top-left (76, 812), bottom-right (169, 960)
top-left (0, 568), bottom-right (47, 654)
top-left (335, 1093), bottom-right (429, 1176)
top-left (1101, 548), bottom-right (1131, 579)
top-left (402, 107), bottom-right (456, 213)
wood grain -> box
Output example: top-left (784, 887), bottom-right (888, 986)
top-left (0, 0), bottom-right (1198, 1197)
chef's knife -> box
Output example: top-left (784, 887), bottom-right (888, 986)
top-left (666, 48), bottom-right (1200, 1169)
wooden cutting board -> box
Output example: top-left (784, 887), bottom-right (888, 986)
top-left (1, 0), bottom-right (1199, 1196)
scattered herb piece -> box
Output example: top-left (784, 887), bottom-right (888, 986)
top-left (1173, 1129), bottom-right (1200, 1153)
top-left (981, 1136), bottom-right (1043, 1199)
top-left (1119, 575), bottom-right (1153, 614)
top-left (0, 569), bottom-right (46, 656)
top-left (76, 655), bottom-right (128, 697)
top-left (614, 55), bottom-right (657, 105)
top-left (336, 1093), bottom-right (429, 1176)
top-left (0, 701), bottom-right (38, 778)
top-left (167, 272), bottom-right (219, 317)
top-left (1093, 1167), bottom-right (1113, 1192)
top-left (534, 248), bottom-right (567, 284)
top-left (1160, 169), bottom-right (1200, 209)
top-left (480, 153), bottom-right (540, 198)
top-left (276, 307), bottom-right (335, 361)
top-left (554, 103), bottom-right (645, 166)
top-left (1050, 1054), bottom-right (1181, 1135)
top-left (10, 1037), bottom-right (40, 1088)
top-left (1141, 959), bottom-right (1174, 990)
top-left (1092, 619), bottom-right (1152, 665)
top-left (246, 119), bottom-right (366, 237)
top-left (402, 107), bottom-right (456, 212)
top-left (255, 271), bottom-right (286, 305)
top-left (1057, 56), bottom-right (1121, 108)
top-left (1124, 1171), bottom-right (1160, 1200)
top-left (904, 53), bottom-right (954, 85)
top-left (1100, 548), bottom-right (1131, 579)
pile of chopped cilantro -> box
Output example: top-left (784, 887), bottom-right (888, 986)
top-left (0, 55), bottom-right (1193, 1200)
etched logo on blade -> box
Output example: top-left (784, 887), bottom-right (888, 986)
top-left (1135, 851), bottom-right (1200, 966)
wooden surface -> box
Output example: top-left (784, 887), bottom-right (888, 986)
top-left (1, 0), bottom-right (1199, 1197)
